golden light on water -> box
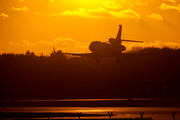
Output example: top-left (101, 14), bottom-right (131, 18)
top-left (1, 107), bottom-right (180, 120)
top-left (75, 109), bottom-right (104, 112)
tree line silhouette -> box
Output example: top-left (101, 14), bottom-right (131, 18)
top-left (0, 47), bottom-right (180, 100)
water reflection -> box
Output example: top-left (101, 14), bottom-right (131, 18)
top-left (10, 98), bottom-right (177, 102)
top-left (0, 107), bottom-right (180, 120)
top-left (13, 99), bottom-right (128, 102)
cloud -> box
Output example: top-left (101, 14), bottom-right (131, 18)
top-left (163, 0), bottom-right (177, 3)
top-left (147, 13), bottom-right (163, 20)
top-left (0, 13), bottom-right (9, 19)
top-left (61, 7), bottom-right (140, 20)
top-left (35, 12), bottom-right (41, 15)
top-left (22, 7), bottom-right (28, 11)
top-left (13, 7), bottom-right (21, 11)
top-left (62, 8), bottom-right (93, 18)
top-left (39, 41), bottom-right (53, 45)
top-left (134, 0), bottom-right (144, 5)
top-left (126, 0), bottom-right (148, 6)
top-left (160, 3), bottom-right (180, 12)
top-left (61, 7), bottom-right (111, 18)
top-left (30, 1), bottom-right (140, 20)
top-left (124, 41), bottom-right (180, 52)
top-left (39, 37), bottom-right (77, 46)
top-left (13, 7), bottom-right (29, 12)
top-left (23, 40), bottom-right (38, 46)
top-left (121, 0), bottom-right (148, 6)
top-left (9, 42), bottom-right (19, 45)
top-left (53, 37), bottom-right (77, 46)
top-left (39, 37), bottom-right (90, 53)
top-left (10, 40), bottom-right (37, 46)
top-left (12, 38), bottom-right (89, 53)
top-left (109, 9), bottom-right (140, 19)
top-left (9, 42), bottom-right (14, 44)
top-left (101, 1), bottom-right (122, 9)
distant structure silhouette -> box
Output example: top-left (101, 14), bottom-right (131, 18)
top-left (171, 112), bottom-right (176, 120)
top-left (140, 112), bottom-right (144, 120)
top-left (108, 112), bottom-right (113, 119)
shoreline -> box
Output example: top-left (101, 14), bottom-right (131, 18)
top-left (1, 100), bottom-right (180, 107)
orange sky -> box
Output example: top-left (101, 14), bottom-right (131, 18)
top-left (0, 0), bottom-right (180, 55)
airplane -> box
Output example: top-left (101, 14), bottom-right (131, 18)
top-left (53, 25), bottom-right (144, 63)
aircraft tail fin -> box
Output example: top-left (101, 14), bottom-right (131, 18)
top-left (116, 25), bottom-right (143, 43)
top-left (53, 47), bottom-right (56, 54)
top-left (121, 39), bottom-right (143, 43)
top-left (116, 25), bottom-right (122, 41)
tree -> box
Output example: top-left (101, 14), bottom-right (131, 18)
top-left (25, 50), bottom-right (31, 56)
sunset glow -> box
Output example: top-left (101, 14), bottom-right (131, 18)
top-left (0, 0), bottom-right (180, 55)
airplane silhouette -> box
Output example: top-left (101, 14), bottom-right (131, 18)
top-left (54, 25), bottom-right (144, 63)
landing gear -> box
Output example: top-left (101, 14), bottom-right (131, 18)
top-left (116, 58), bottom-right (122, 63)
top-left (96, 58), bottom-right (100, 63)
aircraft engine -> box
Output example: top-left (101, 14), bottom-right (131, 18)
top-left (109, 38), bottom-right (116, 44)
top-left (89, 41), bottom-right (111, 54)
top-left (120, 45), bottom-right (126, 51)
top-left (89, 41), bottom-right (101, 53)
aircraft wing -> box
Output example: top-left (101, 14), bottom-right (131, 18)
top-left (62, 53), bottom-right (101, 58)
top-left (62, 52), bottom-right (151, 58)
top-left (121, 52), bottom-right (152, 57)
top-left (61, 51), bottom-right (174, 58)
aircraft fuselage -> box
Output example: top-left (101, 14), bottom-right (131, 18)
top-left (89, 40), bottom-right (126, 57)
top-left (57, 25), bottom-right (143, 63)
